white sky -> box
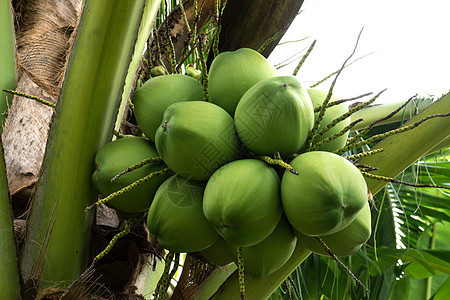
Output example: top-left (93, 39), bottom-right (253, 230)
top-left (268, 0), bottom-right (450, 103)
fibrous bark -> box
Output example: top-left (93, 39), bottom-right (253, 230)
top-left (2, 0), bottom-right (82, 205)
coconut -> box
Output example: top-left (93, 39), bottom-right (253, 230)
top-left (91, 136), bottom-right (171, 214)
top-left (133, 74), bottom-right (203, 142)
top-left (294, 200), bottom-right (371, 257)
top-left (155, 101), bottom-right (240, 181)
top-left (234, 76), bottom-right (314, 157)
top-left (233, 216), bottom-right (297, 278)
top-left (208, 48), bottom-right (277, 116)
top-left (203, 159), bottom-right (282, 247)
top-left (147, 175), bottom-right (219, 253)
top-left (281, 151), bottom-right (367, 236)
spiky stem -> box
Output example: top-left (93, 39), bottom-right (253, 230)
top-left (3, 89), bottom-right (56, 108)
top-left (361, 171), bottom-right (450, 190)
top-left (316, 90), bottom-right (385, 139)
top-left (154, 251), bottom-right (175, 300)
top-left (316, 237), bottom-right (370, 293)
top-left (85, 168), bottom-right (172, 211)
top-left (258, 30), bottom-right (284, 53)
top-left (111, 156), bottom-right (163, 182)
top-left (310, 118), bottom-right (363, 151)
top-left (258, 153), bottom-right (299, 175)
top-left (355, 164), bottom-right (378, 171)
top-left (313, 92), bottom-right (373, 113)
top-left (337, 113), bottom-right (450, 154)
top-left (237, 247), bottom-right (245, 300)
top-left (347, 94), bottom-right (416, 144)
top-left (60, 218), bottom-right (136, 299)
top-left (305, 28), bottom-right (364, 151)
top-left (198, 34), bottom-right (209, 101)
top-left (292, 40), bottom-right (316, 76)
top-left (179, 0), bottom-right (191, 32)
top-left (344, 148), bottom-right (384, 161)
top-left (309, 51), bottom-right (374, 88)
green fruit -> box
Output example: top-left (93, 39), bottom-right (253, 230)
top-left (307, 89), bottom-right (351, 152)
top-left (155, 101), bottom-right (239, 181)
top-left (147, 175), bottom-right (219, 252)
top-left (208, 48), bottom-right (277, 116)
top-left (199, 236), bottom-right (235, 266)
top-left (235, 76), bottom-right (314, 156)
top-left (91, 136), bottom-right (171, 214)
top-left (133, 74), bottom-right (203, 142)
top-left (295, 200), bottom-right (371, 257)
top-left (203, 159), bottom-right (282, 247)
top-left (281, 151), bottom-right (367, 236)
top-left (234, 216), bottom-right (297, 279)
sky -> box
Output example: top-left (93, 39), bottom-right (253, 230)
top-left (268, 0), bottom-right (450, 103)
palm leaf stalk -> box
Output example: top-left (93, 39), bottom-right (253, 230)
top-left (114, 0), bottom-right (163, 132)
top-left (0, 1), bottom-right (21, 297)
top-left (0, 146), bottom-right (21, 299)
top-left (19, 0), bottom-right (156, 291)
top-left (0, 0), bottom-right (16, 127)
top-left (359, 93), bottom-right (450, 195)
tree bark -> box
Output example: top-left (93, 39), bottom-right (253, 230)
top-left (213, 0), bottom-right (304, 57)
top-left (2, 0), bottom-right (82, 207)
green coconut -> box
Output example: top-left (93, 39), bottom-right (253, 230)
top-left (232, 216), bottom-right (297, 279)
top-left (295, 200), bottom-right (371, 257)
top-left (147, 175), bottom-right (219, 253)
top-left (208, 48), bottom-right (277, 116)
top-left (203, 159), bottom-right (282, 247)
top-left (307, 89), bottom-right (351, 152)
top-left (234, 76), bottom-right (314, 157)
top-left (281, 151), bottom-right (367, 236)
top-left (155, 101), bottom-right (239, 181)
top-left (133, 74), bottom-right (203, 142)
top-left (199, 236), bottom-right (235, 266)
top-left (91, 136), bottom-right (171, 214)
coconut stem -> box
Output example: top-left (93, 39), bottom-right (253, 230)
top-left (292, 40), bottom-right (316, 76)
top-left (315, 237), bottom-right (370, 294)
top-left (336, 113), bottom-right (450, 155)
top-left (154, 251), bottom-right (175, 300)
top-left (347, 94), bottom-right (416, 144)
top-left (258, 154), bottom-right (299, 175)
top-left (179, 0), bottom-right (191, 33)
top-left (2, 89), bottom-right (56, 108)
top-left (315, 89), bottom-right (385, 139)
top-left (197, 34), bottom-right (209, 101)
top-left (313, 92), bottom-right (373, 113)
top-left (343, 148), bottom-right (384, 161)
top-left (59, 218), bottom-right (136, 299)
top-left (305, 28), bottom-right (364, 151)
top-left (111, 156), bottom-right (164, 182)
top-left (257, 30), bottom-right (284, 53)
top-left (237, 247), bottom-right (245, 300)
top-left (361, 171), bottom-right (450, 190)
top-left (85, 168), bottom-right (172, 212)
top-left (310, 118), bottom-right (363, 151)
top-left (309, 51), bottom-right (375, 88)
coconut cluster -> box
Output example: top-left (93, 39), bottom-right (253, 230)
top-left (91, 48), bottom-right (371, 279)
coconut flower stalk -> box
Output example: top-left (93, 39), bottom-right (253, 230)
top-left (19, 0), bottom-right (156, 291)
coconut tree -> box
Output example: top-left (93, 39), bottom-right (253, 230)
top-left (1, 0), bottom-right (449, 299)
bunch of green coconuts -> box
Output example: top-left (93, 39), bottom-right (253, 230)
top-left (91, 48), bottom-right (371, 279)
